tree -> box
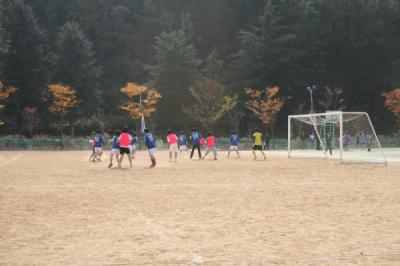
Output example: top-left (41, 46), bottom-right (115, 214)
top-left (203, 49), bottom-right (224, 81)
top-left (148, 14), bottom-right (202, 129)
top-left (0, 0), bottom-right (50, 131)
top-left (183, 79), bottom-right (238, 130)
top-left (382, 88), bottom-right (400, 125)
top-left (47, 83), bottom-right (78, 135)
top-left (54, 21), bottom-right (102, 118)
top-left (0, 81), bottom-right (17, 126)
top-left (0, 25), bottom-right (8, 64)
top-left (245, 86), bottom-right (288, 133)
top-left (119, 82), bottom-right (161, 121)
top-left (318, 87), bottom-right (346, 111)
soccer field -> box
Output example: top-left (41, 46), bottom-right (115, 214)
top-left (1, 151), bottom-right (400, 265)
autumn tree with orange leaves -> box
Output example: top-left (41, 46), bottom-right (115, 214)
top-left (382, 88), bottom-right (400, 126)
top-left (48, 83), bottom-right (78, 135)
top-left (0, 81), bottom-right (17, 126)
top-left (245, 86), bottom-right (288, 133)
top-left (119, 82), bottom-right (161, 121)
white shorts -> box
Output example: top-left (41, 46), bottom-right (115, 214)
top-left (179, 145), bottom-right (188, 151)
top-left (111, 148), bottom-right (120, 155)
top-left (148, 148), bottom-right (156, 157)
top-left (95, 147), bottom-right (103, 153)
top-left (169, 143), bottom-right (178, 152)
top-left (230, 145), bottom-right (238, 151)
top-left (129, 144), bottom-right (137, 152)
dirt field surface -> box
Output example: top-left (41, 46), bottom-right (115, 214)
top-left (1, 150), bottom-right (400, 265)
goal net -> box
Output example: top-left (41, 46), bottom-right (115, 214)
top-left (288, 112), bottom-right (387, 164)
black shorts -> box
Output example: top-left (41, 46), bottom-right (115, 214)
top-left (120, 147), bottom-right (130, 155)
top-left (253, 145), bottom-right (263, 151)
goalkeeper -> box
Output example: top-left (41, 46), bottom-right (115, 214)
top-left (252, 128), bottom-right (266, 160)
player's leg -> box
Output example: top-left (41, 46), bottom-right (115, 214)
top-left (227, 147), bottom-right (231, 158)
top-left (235, 146), bottom-right (240, 158)
top-left (98, 149), bottom-right (103, 161)
top-left (213, 147), bottom-right (217, 160)
top-left (174, 145), bottom-right (178, 161)
top-left (202, 147), bottom-right (210, 159)
top-left (197, 144), bottom-right (202, 159)
top-left (108, 152), bottom-right (114, 168)
top-left (132, 145), bottom-right (137, 159)
top-left (252, 146), bottom-right (257, 160)
top-left (89, 146), bottom-right (95, 161)
top-left (128, 152), bottom-right (132, 168)
top-left (190, 146), bottom-right (195, 159)
top-left (118, 149), bottom-right (124, 168)
top-left (261, 150), bottom-right (267, 160)
top-left (149, 148), bottom-right (156, 167)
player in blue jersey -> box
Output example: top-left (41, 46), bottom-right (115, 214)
top-left (227, 131), bottom-right (240, 159)
top-left (178, 131), bottom-right (189, 156)
top-left (144, 128), bottom-right (157, 168)
top-left (129, 130), bottom-right (138, 160)
top-left (190, 128), bottom-right (202, 160)
top-left (108, 130), bottom-right (121, 168)
top-left (93, 129), bottom-right (105, 162)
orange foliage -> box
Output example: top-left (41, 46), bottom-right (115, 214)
top-left (382, 88), bottom-right (400, 122)
top-left (0, 81), bottom-right (17, 126)
top-left (119, 82), bottom-right (161, 119)
top-left (48, 83), bottom-right (78, 116)
top-left (245, 86), bottom-right (288, 127)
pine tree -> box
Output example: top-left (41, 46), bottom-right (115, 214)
top-left (203, 49), bottom-right (224, 82)
top-left (0, 25), bottom-right (8, 59)
top-left (148, 14), bottom-right (201, 129)
top-left (54, 21), bottom-right (102, 117)
top-left (0, 0), bottom-right (50, 130)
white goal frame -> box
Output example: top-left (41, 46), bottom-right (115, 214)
top-left (288, 111), bottom-right (387, 165)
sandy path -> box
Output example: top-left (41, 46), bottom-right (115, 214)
top-left (0, 150), bottom-right (400, 265)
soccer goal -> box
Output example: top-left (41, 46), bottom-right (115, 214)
top-left (288, 111), bottom-right (387, 164)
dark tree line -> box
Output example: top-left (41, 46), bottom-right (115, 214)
top-left (0, 0), bottom-right (399, 137)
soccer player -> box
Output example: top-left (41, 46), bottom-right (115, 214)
top-left (325, 132), bottom-right (333, 155)
top-left (130, 130), bottom-right (138, 160)
top-left (118, 127), bottom-right (132, 168)
top-left (167, 129), bottom-right (179, 162)
top-left (263, 133), bottom-right (270, 151)
top-left (190, 128), bottom-right (202, 160)
top-left (89, 137), bottom-right (96, 161)
top-left (343, 133), bottom-right (351, 151)
top-left (178, 131), bottom-right (189, 156)
top-left (93, 129), bottom-right (105, 161)
top-left (366, 134), bottom-right (372, 152)
top-left (144, 128), bottom-right (157, 168)
top-left (227, 131), bottom-right (240, 159)
top-left (252, 128), bottom-right (266, 160)
top-left (108, 130), bottom-right (120, 168)
top-left (202, 132), bottom-right (217, 160)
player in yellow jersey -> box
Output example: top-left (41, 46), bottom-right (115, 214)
top-left (252, 128), bottom-right (266, 160)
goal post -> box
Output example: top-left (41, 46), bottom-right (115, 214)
top-left (288, 111), bottom-right (387, 165)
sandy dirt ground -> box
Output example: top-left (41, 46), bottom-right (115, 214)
top-left (0, 150), bottom-right (400, 265)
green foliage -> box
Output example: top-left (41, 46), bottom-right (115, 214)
top-left (203, 49), bottom-right (224, 81)
top-left (183, 80), bottom-right (238, 130)
top-left (54, 21), bottom-right (102, 116)
top-left (0, 0), bottom-right (50, 131)
top-left (148, 15), bottom-right (202, 129)
top-left (0, 25), bottom-right (8, 59)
